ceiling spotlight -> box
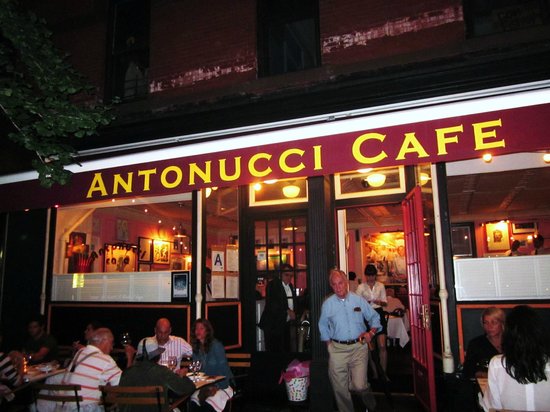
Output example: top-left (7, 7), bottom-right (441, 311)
top-left (253, 183), bottom-right (262, 191)
top-left (543, 153), bottom-right (550, 163)
top-left (282, 184), bottom-right (301, 198)
top-left (482, 153), bottom-right (493, 163)
top-left (365, 173), bottom-right (386, 188)
top-left (205, 187), bottom-right (212, 198)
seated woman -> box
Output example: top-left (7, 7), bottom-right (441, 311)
top-left (463, 307), bottom-right (505, 380)
top-left (189, 319), bottom-right (234, 412)
top-left (481, 305), bottom-right (550, 411)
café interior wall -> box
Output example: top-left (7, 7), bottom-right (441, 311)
top-left (472, 218), bottom-right (550, 258)
top-left (55, 208), bottom-right (189, 273)
top-left (54, 203), bottom-right (236, 275)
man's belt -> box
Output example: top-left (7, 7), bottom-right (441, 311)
top-left (332, 338), bottom-right (360, 345)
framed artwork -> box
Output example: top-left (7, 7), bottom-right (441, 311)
top-left (103, 243), bottom-right (137, 272)
top-left (172, 271), bottom-right (190, 300)
top-left (116, 219), bottom-right (129, 241)
top-left (486, 222), bottom-right (511, 251)
top-left (170, 254), bottom-right (184, 271)
top-left (138, 237), bottom-right (153, 263)
top-left (153, 239), bottom-right (171, 264)
top-left (451, 223), bottom-right (476, 257)
top-left (512, 222), bottom-right (537, 234)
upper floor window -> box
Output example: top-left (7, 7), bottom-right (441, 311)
top-left (107, 0), bottom-right (150, 101)
top-left (464, 0), bottom-right (550, 37)
top-left (257, 0), bottom-right (320, 77)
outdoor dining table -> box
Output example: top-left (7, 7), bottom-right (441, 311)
top-left (11, 363), bottom-right (66, 393)
top-left (169, 374), bottom-right (225, 410)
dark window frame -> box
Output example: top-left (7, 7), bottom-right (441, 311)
top-left (464, 0), bottom-right (550, 38)
top-left (257, 0), bottom-right (321, 77)
top-left (105, 0), bottom-right (151, 102)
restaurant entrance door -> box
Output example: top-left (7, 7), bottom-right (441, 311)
top-left (253, 215), bottom-right (309, 353)
top-left (402, 186), bottom-right (437, 411)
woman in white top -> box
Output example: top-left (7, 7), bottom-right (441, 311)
top-left (356, 263), bottom-right (388, 374)
top-left (481, 305), bottom-right (550, 411)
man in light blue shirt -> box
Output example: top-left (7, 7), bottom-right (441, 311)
top-left (319, 269), bottom-right (382, 412)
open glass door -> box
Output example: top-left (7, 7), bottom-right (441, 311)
top-left (402, 186), bottom-right (437, 411)
top-left (254, 215), bottom-right (308, 353)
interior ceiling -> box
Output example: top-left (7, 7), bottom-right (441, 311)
top-left (112, 166), bottom-right (550, 232)
top-left (347, 166), bottom-right (550, 230)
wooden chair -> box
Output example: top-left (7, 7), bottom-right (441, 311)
top-left (33, 383), bottom-right (83, 411)
top-left (99, 385), bottom-right (170, 412)
top-left (224, 353), bottom-right (252, 412)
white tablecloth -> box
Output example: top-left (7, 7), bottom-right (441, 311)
top-left (387, 315), bottom-right (409, 347)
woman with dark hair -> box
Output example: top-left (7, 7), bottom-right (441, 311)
top-left (481, 305), bottom-right (550, 411)
top-left (189, 319), bottom-right (234, 412)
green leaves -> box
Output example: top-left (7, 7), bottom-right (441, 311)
top-left (0, 0), bottom-right (115, 187)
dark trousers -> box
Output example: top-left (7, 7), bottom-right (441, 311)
top-left (265, 321), bottom-right (296, 352)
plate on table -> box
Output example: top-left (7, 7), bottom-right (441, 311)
top-left (38, 362), bottom-right (59, 373)
top-left (187, 372), bottom-right (205, 378)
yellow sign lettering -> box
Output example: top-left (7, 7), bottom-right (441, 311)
top-left (219, 157), bottom-right (241, 181)
top-left (248, 153), bottom-right (272, 177)
top-left (396, 132), bottom-right (429, 160)
top-left (313, 145), bottom-right (322, 170)
top-left (473, 119), bottom-right (505, 150)
top-left (436, 125), bottom-right (463, 155)
top-left (352, 133), bottom-right (388, 164)
top-left (160, 166), bottom-right (183, 188)
top-left (279, 148), bottom-right (305, 173)
top-left (86, 173), bottom-right (108, 198)
top-left (138, 169), bottom-right (157, 191)
top-left (188, 162), bottom-right (211, 185)
top-left (112, 173), bottom-right (133, 195)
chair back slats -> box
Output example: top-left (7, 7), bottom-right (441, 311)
top-left (33, 383), bottom-right (83, 411)
top-left (226, 353), bottom-right (251, 369)
top-left (99, 385), bottom-right (166, 412)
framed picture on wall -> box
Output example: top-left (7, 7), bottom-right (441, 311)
top-left (153, 240), bottom-right (171, 264)
top-left (172, 271), bottom-right (190, 300)
top-left (486, 222), bottom-right (511, 251)
top-left (451, 223), bottom-right (476, 257)
top-left (512, 222), bottom-right (537, 234)
top-left (138, 237), bottom-right (153, 263)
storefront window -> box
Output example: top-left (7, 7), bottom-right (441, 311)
top-left (205, 186), bottom-right (239, 300)
top-left (335, 166), bottom-right (406, 199)
top-left (249, 178), bottom-right (308, 206)
top-left (53, 194), bottom-right (193, 275)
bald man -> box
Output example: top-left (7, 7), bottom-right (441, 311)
top-left (136, 318), bottom-right (192, 371)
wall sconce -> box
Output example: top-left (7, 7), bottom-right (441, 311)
top-left (363, 173), bottom-right (386, 188)
top-left (282, 183), bottom-right (301, 198)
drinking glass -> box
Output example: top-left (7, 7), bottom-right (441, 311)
top-left (167, 356), bottom-right (178, 372)
top-left (120, 332), bottom-right (132, 347)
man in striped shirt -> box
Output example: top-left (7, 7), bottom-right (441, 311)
top-left (1, 350), bottom-right (21, 403)
top-left (136, 318), bottom-right (192, 372)
top-left (38, 327), bottom-right (122, 411)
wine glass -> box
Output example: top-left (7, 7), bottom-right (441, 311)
top-left (167, 356), bottom-right (178, 372)
top-left (120, 332), bottom-right (132, 347)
